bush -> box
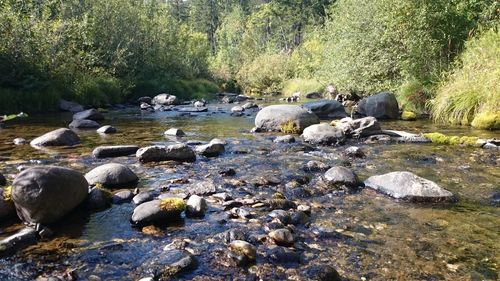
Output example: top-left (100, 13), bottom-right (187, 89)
top-left (397, 80), bottom-right (431, 114)
top-left (471, 111), bottom-right (500, 130)
top-left (431, 27), bottom-right (499, 128)
top-left (236, 53), bottom-right (292, 94)
top-left (131, 79), bottom-right (219, 101)
top-left (282, 79), bottom-right (324, 97)
top-left (73, 74), bottom-right (125, 107)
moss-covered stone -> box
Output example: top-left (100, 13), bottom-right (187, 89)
top-left (401, 111), bottom-right (417, 121)
top-left (423, 132), bottom-right (479, 146)
top-left (2, 186), bottom-right (12, 202)
top-left (280, 121), bottom-right (300, 134)
top-left (159, 198), bottom-right (186, 214)
top-left (471, 111), bottom-right (500, 130)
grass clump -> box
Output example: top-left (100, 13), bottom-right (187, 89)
top-left (423, 132), bottom-right (479, 146)
top-left (401, 111), bottom-right (417, 121)
top-left (281, 79), bottom-right (324, 97)
top-left (431, 27), bottom-right (499, 129)
top-left (159, 198), bottom-right (186, 214)
top-left (280, 121), bottom-right (300, 134)
top-left (2, 186), bottom-right (12, 202)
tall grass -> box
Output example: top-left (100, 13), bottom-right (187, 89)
top-left (281, 78), bottom-right (325, 97)
top-left (431, 27), bottom-right (499, 129)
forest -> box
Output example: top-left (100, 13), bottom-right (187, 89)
top-left (0, 0), bottom-right (498, 128)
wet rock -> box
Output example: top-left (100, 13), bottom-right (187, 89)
top-left (152, 93), bottom-right (180, 106)
top-left (268, 210), bottom-right (291, 225)
top-left (230, 240), bottom-right (257, 262)
top-left (274, 135), bottom-right (296, 143)
top-left (242, 102), bottom-right (258, 109)
top-left (87, 187), bottom-right (110, 211)
top-left (12, 166), bottom-right (88, 224)
top-left (268, 228), bottom-right (294, 246)
top-left (73, 108), bottom-right (104, 121)
top-left (268, 199), bottom-right (296, 210)
top-left (186, 195), bottom-right (207, 217)
top-left (483, 142), bottom-right (499, 150)
top-left (141, 102), bottom-right (154, 111)
top-left (131, 198), bottom-right (185, 225)
top-left (0, 173), bottom-right (5, 186)
top-left (97, 125), bottom-right (117, 134)
top-left (382, 130), bottom-right (431, 143)
top-left (302, 100), bottom-right (348, 119)
top-left (335, 117), bottom-right (381, 138)
top-left (0, 188), bottom-right (15, 220)
top-left (164, 128), bottom-right (185, 137)
top-left (290, 211), bottom-right (310, 225)
top-left (137, 144), bottom-right (196, 163)
top-left (302, 123), bottom-right (345, 145)
top-left (218, 229), bottom-right (246, 242)
top-left (112, 190), bottom-right (134, 204)
top-left (302, 264), bottom-right (341, 281)
top-left (365, 134), bottom-right (392, 144)
top-left (138, 96), bottom-right (152, 104)
top-left (305, 92), bottom-right (322, 99)
top-left (187, 180), bottom-right (217, 196)
top-left (344, 146), bottom-right (364, 158)
top-left (69, 119), bottom-right (100, 129)
top-left (59, 99), bottom-right (84, 112)
top-left (218, 168), bottom-right (236, 177)
top-left (0, 227), bottom-right (39, 257)
top-left (176, 107), bottom-right (208, 113)
top-left (364, 171), bottom-right (455, 202)
top-left (255, 105), bottom-right (320, 133)
top-left (195, 139), bottom-right (225, 157)
top-left (231, 106), bottom-right (244, 113)
top-left (141, 249), bottom-right (195, 280)
top-left (193, 100), bottom-right (206, 107)
top-left (324, 166), bottom-right (360, 188)
top-left (303, 160), bottom-right (331, 172)
top-left (30, 128), bottom-right (80, 147)
top-left (92, 145), bottom-right (140, 158)
top-left (356, 92), bottom-right (399, 119)
top-left (13, 138), bottom-right (27, 145)
top-left (265, 245), bottom-right (300, 264)
top-left (230, 207), bottom-right (252, 219)
top-left (85, 163), bottom-right (138, 188)
top-left (133, 191), bottom-right (155, 205)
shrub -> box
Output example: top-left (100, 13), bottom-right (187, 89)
top-left (282, 79), bottom-right (324, 97)
top-left (471, 111), bottom-right (500, 130)
top-left (397, 80), bottom-right (431, 114)
top-left (236, 53), bottom-right (292, 94)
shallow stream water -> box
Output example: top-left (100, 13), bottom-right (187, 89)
top-left (0, 103), bottom-right (498, 281)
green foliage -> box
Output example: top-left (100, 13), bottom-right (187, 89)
top-left (132, 79), bottom-right (219, 101)
top-left (423, 132), bottom-right (479, 146)
top-left (2, 186), bottom-right (12, 202)
top-left (236, 53), bottom-right (292, 94)
top-left (401, 111), bottom-right (417, 121)
top-left (159, 198), bottom-right (186, 213)
top-left (280, 121), bottom-right (300, 134)
top-left (397, 80), bottom-right (432, 114)
top-left (282, 79), bottom-right (324, 97)
top-left (431, 27), bottom-right (500, 128)
top-left (471, 111), bottom-right (500, 130)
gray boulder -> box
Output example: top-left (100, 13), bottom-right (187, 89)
top-left (302, 100), bottom-right (348, 119)
top-left (356, 92), bottom-right (399, 119)
top-left (364, 171), bottom-right (455, 202)
top-left (335, 117), bottom-right (381, 138)
top-left (112, 190), bottom-right (134, 204)
top-left (97, 125), bottom-right (117, 134)
top-left (59, 99), bottom-right (84, 112)
top-left (136, 144), bottom-right (196, 163)
top-left (92, 145), bottom-right (140, 158)
top-left (153, 93), bottom-right (179, 106)
top-left (85, 163), bottom-right (138, 188)
top-left (12, 166), bottom-right (89, 224)
top-left (30, 128), bottom-right (80, 147)
top-left (302, 123), bottom-right (345, 145)
top-left (186, 195), bottom-right (207, 217)
top-left (195, 139), bottom-right (225, 157)
top-left (131, 199), bottom-right (185, 225)
top-left (255, 105), bottom-right (319, 133)
top-left (69, 119), bottom-right (100, 129)
top-left (324, 166), bottom-right (360, 188)
top-left (73, 109), bottom-right (104, 121)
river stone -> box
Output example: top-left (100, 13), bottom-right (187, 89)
top-left (302, 264), bottom-right (341, 281)
top-left (153, 93), bottom-right (179, 106)
top-left (274, 135), bottom-right (295, 143)
top-left (59, 99), bottom-right (84, 112)
top-left (12, 166), bottom-right (89, 224)
top-left (138, 96), bottom-right (152, 104)
top-left (302, 100), bottom-right (348, 119)
top-left (255, 105), bottom-right (320, 133)
top-left (230, 240), bottom-right (257, 261)
top-left (0, 173), bottom-right (6, 186)
top-left (136, 144), bottom-right (196, 163)
top-left (266, 245), bottom-right (301, 264)
top-left (85, 163), bottom-right (138, 188)
top-left (302, 123), bottom-right (345, 145)
top-left (164, 128), bottom-right (185, 137)
top-left (195, 140), bottom-right (225, 157)
top-left (335, 117), bottom-right (381, 138)
top-left (30, 128), bottom-right (80, 147)
top-left (0, 188), bottom-right (15, 220)
top-left (268, 228), bottom-right (294, 246)
top-left (305, 92), bottom-right (322, 99)
top-left (324, 166), bottom-right (360, 188)
top-left (112, 190), bottom-right (134, 204)
top-left (0, 227), bottom-right (39, 258)
top-left (131, 199), bottom-right (183, 225)
top-left (364, 171), bottom-right (455, 202)
top-left (69, 119), bottom-right (100, 129)
top-left (97, 125), bottom-right (117, 134)
top-left (141, 249), bottom-right (195, 279)
top-left (381, 130), bottom-right (431, 143)
top-left (133, 191), bottom-right (155, 205)
top-left (186, 195), bottom-right (207, 217)
top-left (303, 160), bottom-right (331, 172)
top-left (356, 92), bottom-right (399, 119)
top-left (87, 187), bottom-right (110, 211)
top-left (187, 180), bottom-right (217, 196)
top-left (344, 146), bottom-right (364, 158)
top-left (242, 102), bottom-right (258, 109)
top-left (13, 138), bottom-right (27, 145)
top-left (73, 108), bottom-right (104, 121)
top-left (231, 106), bottom-right (244, 113)
top-left (92, 145), bottom-right (140, 158)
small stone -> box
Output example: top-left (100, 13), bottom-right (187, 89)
top-left (164, 128), bottom-right (185, 136)
top-left (230, 240), bottom-right (257, 261)
top-left (324, 166), bottom-right (360, 188)
top-left (112, 190), bottom-right (134, 204)
top-left (13, 138), bottom-right (27, 145)
top-left (133, 191), bottom-right (155, 205)
top-left (97, 125), bottom-right (117, 134)
top-left (303, 160), bottom-right (331, 172)
top-left (268, 228), bottom-right (294, 246)
top-left (69, 119), bottom-right (100, 129)
top-left (344, 146), bottom-right (364, 158)
top-left (186, 195), bottom-right (207, 217)
top-left (274, 135), bottom-right (296, 143)
top-left (87, 187), bottom-right (110, 210)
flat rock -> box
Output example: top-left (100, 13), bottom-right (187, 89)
top-left (195, 140), bottom-right (225, 157)
top-left (30, 128), bottom-right (80, 147)
top-left (335, 117), bottom-right (381, 138)
top-left (69, 119), bottom-right (100, 129)
top-left (302, 123), bottom-right (345, 145)
top-left (92, 145), bottom-right (139, 158)
top-left (176, 107), bottom-right (208, 113)
top-left (73, 109), bottom-right (104, 121)
top-left (85, 163), bottom-right (138, 188)
top-left (137, 144), bottom-right (196, 163)
top-left (140, 249), bottom-right (195, 279)
top-left (274, 135), bottom-right (296, 143)
top-left (187, 181), bottom-right (217, 196)
top-left (59, 99), bottom-right (84, 112)
top-left (364, 171), bottom-right (455, 202)
top-left (255, 105), bottom-right (319, 133)
top-left (302, 100), bottom-right (348, 119)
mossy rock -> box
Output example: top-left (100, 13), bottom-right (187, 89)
top-left (280, 121), bottom-right (300, 134)
top-left (423, 132), bottom-right (479, 146)
top-left (160, 198), bottom-right (186, 214)
top-left (471, 111), bottom-right (500, 130)
top-left (2, 186), bottom-right (12, 202)
top-left (401, 111), bottom-right (417, 121)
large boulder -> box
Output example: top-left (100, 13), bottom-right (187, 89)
top-left (153, 93), bottom-right (180, 106)
top-left (302, 100), bottom-right (348, 119)
top-left (73, 109), bottom-right (104, 121)
top-left (136, 144), bottom-right (196, 163)
top-left (334, 117), bottom-right (381, 138)
top-left (12, 166), bottom-right (89, 224)
top-left (255, 105), bottom-right (319, 133)
top-left (324, 166), bottom-right (360, 188)
top-left (69, 119), bottom-right (100, 129)
top-left (364, 171), bottom-right (455, 202)
top-left (85, 163), bottom-right (138, 188)
top-left (302, 123), bottom-right (345, 145)
top-left (92, 145), bottom-right (139, 158)
top-left (59, 99), bottom-right (83, 112)
top-left (30, 128), bottom-right (80, 147)
top-left (356, 92), bottom-right (399, 119)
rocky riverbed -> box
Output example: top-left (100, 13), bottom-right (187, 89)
top-left (0, 100), bottom-right (499, 281)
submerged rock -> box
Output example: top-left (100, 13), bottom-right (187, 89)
top-left (85, 163), bottom-right (138, 188)
top-left (195, 139), bottom-right (225, 157)
top-left (268, 228), bottom-right (294, 246)
top-left (97, 125), bottom-right (117, 134)
top-left (69, 119), bottom-right (100, 129)
top-left (140, 249), bottom-right (195, 280)
top-left (136, 144), bottom-right (196, 163)
top-left (73, 108), bottom-right (104, 121)
top-left (302, 123), bottom-right (345, 145)
top-left (92, 145), bottom-right (140, 158)
top-left (324, 166), bottom-right (360, 188)
top-left (356, 92), bottom-right (399, 119)
top-left (255, 105), bottom-right (319, 133)
top-left (12, 166), bottom-right (88, 224)
top-left (0, 227), bottom-right (39, 257)
top-left (30, 128), bottom-right (80, 147)
top-left (302, 100), bottom-right (348, 119)
top-left (274, 135), bottom-right (296, 143)
top-left (187, 180), bottom-right (217, 196)
top-left (364, 171), bottom-right (455, 202)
